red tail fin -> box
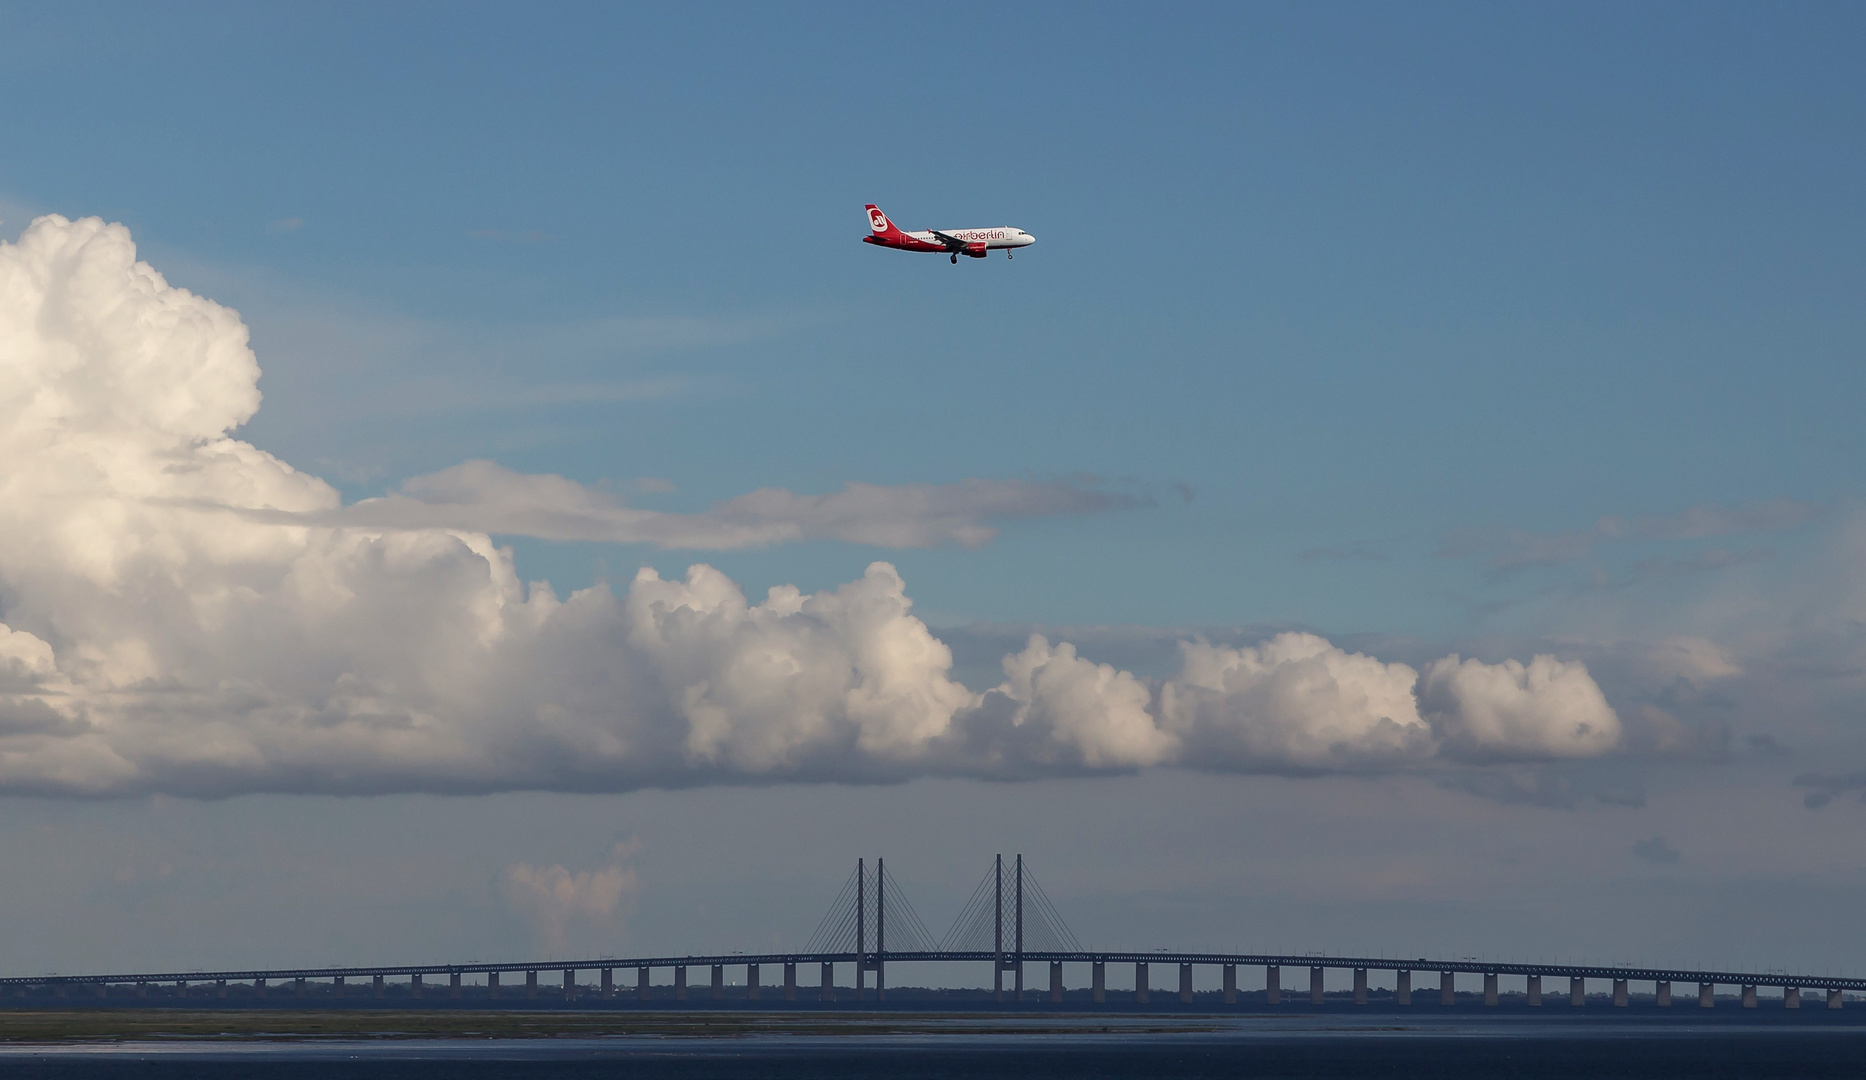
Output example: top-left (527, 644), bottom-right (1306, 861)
top-left (864, 204), bottom-right (905, 240)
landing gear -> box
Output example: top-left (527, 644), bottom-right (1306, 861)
top-left (951, 253), bottom-right (958, 264)
top-left (1007, 250), bottom-right (1013, 260)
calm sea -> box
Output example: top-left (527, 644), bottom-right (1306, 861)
top-left (2, 1016), bottom-right (1864, 1079)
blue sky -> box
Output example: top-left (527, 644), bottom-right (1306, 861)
top-left (10, 1), bottom-right (1861, 635)
top-left (2, 2), bottom-right (1865, 980)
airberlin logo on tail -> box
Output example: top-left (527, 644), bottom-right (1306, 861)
top-left (869, 209), bottom-right (890, 232)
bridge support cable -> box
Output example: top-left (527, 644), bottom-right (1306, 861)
top-left (874, 863), bottom-right (937, 953)
top-left (938, 856), bottom-right (1003, 998)
top-left (804, 863), bottom-right (864, 956)
top-left (939, 853), bottom-right (1083, 1003)
top-left (867, 857), bottom-right (937, 1001)
top-left (805, 857), bottom-right (940, 1002)
top-left (938, 853), bottom-right (1083, 954)
top-left (1016, 858), bottom-right (1083, 953)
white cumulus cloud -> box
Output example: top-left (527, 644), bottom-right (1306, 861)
top-left (1161, 634), bottom-right (1435, 772)
top-left (993, 636), bottom-right (1178, 770)
top-left (625, 561), bottom-right (976, 773)
top-left (500, 843), bottom-right (640, 955)
top-left (0, 214), bottom-right (1628, 798)
top-left (1419, 654), bottom-right (1622, 760)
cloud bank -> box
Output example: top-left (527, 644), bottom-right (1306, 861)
top-left (302, 460), bottom-right (1128, 550)
top-left (1438, 500), bottom-right (1820, 574)
top-left (0, 214), bottom-right (1625, 797)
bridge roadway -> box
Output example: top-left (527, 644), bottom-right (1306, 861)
top-left (4, 950), bottom-right (1861, 1006)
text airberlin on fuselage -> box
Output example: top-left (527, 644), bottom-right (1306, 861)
top-left (861, 205), bottom-right (1035, 264)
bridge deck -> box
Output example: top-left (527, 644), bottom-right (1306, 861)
top-left (5, 951), bottom-right (1859, 992)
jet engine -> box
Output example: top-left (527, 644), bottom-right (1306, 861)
top-left (963, 242), bottom-right (989, 258)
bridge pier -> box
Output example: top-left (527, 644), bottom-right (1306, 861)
top-left (42, 946), bottom-right (1856, 1023)
top-left (993, 960), bottom-right (1002, 1003)
top-left (1014, 959), bottom-right (1024, 1003)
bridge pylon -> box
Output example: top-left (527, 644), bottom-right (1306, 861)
top-left (803, 857), bottom-right (937, 1001)
top-left (939, 853), bottom-right (1082, 1003)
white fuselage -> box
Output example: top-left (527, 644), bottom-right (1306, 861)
top-left (907, 227), bottom-right (1036, 249)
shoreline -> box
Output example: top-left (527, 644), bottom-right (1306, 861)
top-left (0, 1009), bottom-right (1860, 1044)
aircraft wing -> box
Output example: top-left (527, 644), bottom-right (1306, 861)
top-left (928, 230), bottom-right (969, 251)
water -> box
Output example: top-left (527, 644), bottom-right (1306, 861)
top-left (1, 1016), bottom-right (1863, 1078)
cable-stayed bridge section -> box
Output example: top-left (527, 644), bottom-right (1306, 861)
top-left (3, 856), bottom-right (1859, 1010)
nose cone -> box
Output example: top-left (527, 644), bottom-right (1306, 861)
top-left (1018, 230), bottom-right (1035, 245)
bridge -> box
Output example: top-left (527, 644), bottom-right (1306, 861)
top-left (3, 856), bottom-right (1858, 1010)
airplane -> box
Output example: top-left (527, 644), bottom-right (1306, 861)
top-left (861, 204), bottom-right (1035, 263)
